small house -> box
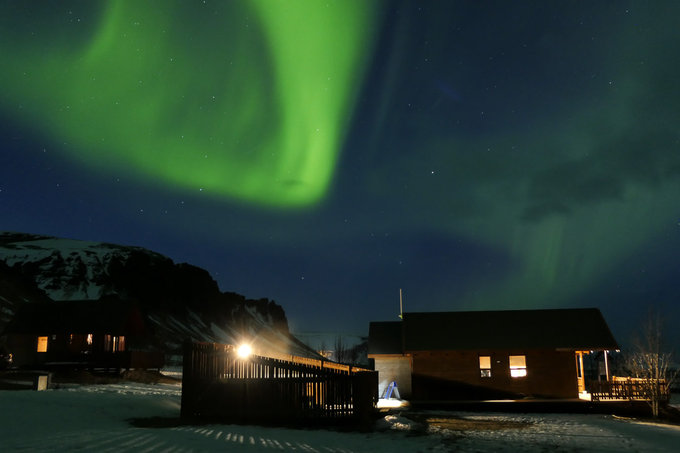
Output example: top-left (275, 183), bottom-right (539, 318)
top-left (3, 296), bottom-right (163, 370)
top-left (368, 308), bottom-right (618, 400)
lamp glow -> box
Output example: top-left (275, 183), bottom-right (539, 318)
top-left (237, 344), bottom-right (252, 359)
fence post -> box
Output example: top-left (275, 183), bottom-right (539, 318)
top-left (180, 340), bottom-right (195, 418)
top-left (354, 371), bottom-right (378, 431)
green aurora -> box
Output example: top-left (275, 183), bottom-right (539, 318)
top-left (0, 0), bottom-right (377, 207)
top-left (1, 1), bottom-right (679, 345)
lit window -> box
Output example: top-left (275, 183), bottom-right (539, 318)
top-left (110, 336), bottom-right (125, 352)
top-left (86, 334), bottom-right (93, 345)
top-left (479, 355), bottom-right (491, 378)
top-left (37, 336), bottom-right (48, 352)
top-left (509, 355), bottom-right (527, 377)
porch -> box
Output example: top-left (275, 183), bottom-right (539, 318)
top-left (588, 376), bottom-right (670, 402)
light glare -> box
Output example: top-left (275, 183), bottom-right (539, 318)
top-left (237, 344), bottom-right (252, 358)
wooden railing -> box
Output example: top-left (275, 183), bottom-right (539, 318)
top-left (41, 350), bottom-right (164, 371)
top-left (589, 376), bottom-right (670, 402)
top-left (180, 342), bottom-right (378, 425)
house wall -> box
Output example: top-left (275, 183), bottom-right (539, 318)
top-left (5, 333), bottom-right (133, 369)
top-left (5, 334), bottom-right (40, 368)
top-left (410, 349), bottom-right (579, 400)
top-left (370, 355), bottom-right (412, 399)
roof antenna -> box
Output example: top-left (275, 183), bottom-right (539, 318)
top-left (399, 288), bottom-right (404, 319)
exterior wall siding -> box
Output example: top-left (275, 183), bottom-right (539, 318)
top-left (5, 333), bottom-right (163, 370)
top-left (5, 334), bottom-right (39, 367)
top-left (410, 349), bottom-right (578, 400)
top-left (372, 355), bottom-right (412, 399)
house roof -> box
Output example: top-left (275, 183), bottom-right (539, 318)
top-left (368, 308), bottom-right (619, 354)
top-left (3, 299), bottom-right (145, 336)
top-left (367, 321), bottom-right (403, 355)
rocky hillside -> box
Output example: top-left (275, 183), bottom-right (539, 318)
top-left (0, 232), bottom-right (314, 357)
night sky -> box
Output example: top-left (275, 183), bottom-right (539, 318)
top-left (1, 1), bottom-right (679, 349)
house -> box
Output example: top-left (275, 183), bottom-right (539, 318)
top-left (2, 296), bottom-right (164, 370)
top-left (368, 308), bottom-right (619, 400)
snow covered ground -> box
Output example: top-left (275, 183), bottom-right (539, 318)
top-left (1, 383), bottom-right (679, 452)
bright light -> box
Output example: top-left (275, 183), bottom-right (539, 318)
top-left (377, 398), bottom-right (410, 409)
top-left (237, 344), bottom-right (252, 358)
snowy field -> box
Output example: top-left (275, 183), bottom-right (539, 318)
top-left (1, 383), bottom-right (680, 452)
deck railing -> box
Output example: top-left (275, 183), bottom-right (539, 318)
top-left (589, 376), bottom-right (670, 402)
top-left (40, 350), bottom-right (164, 371)
top-left (180, 342), bottom-right (378, 424)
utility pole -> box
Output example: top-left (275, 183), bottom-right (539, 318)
top-left (399, 288), bottom-right (403, 319)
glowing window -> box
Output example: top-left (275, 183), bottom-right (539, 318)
top-left (37, 336), bottom-right (48, 352)
top-left (509, 355), bottom-right (527, 378)
top-left (86, 334), bottom-right (93, 345)
top-left (110, 335), bottom-right (125, 352)
top-left (479, 355), bottom-right (491, 378)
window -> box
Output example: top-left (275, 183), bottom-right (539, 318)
top-left (116, 336), bottom-right (126, 352)
top-left (479, 355), bottom-right (491, 378)
top-left (509, 355), bottom-right (527, 377)
top-left (37, 336), bottom-right (48, 353)
top-left (103, 335), bottom-right (126, 352)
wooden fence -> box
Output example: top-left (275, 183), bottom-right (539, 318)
top-left (589, 377), bottom-right (670, 402)
top-left (180, 342), bottom-right (378, 425)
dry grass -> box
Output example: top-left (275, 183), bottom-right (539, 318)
top-left (401, 412), bottom-right (533, 434)
top-left (425, 416), bottom-right (531, 431)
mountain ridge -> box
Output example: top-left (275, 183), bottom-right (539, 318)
top-left (0, 231), bottom-right (316, 358)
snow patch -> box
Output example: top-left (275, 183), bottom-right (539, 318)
top-left (376, 414), bottom-right (421, 432)
top-left (2, 385), bottom-right (680, 452)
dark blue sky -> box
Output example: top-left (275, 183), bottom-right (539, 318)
top-left (1, 1), bottom-right (679, 349)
